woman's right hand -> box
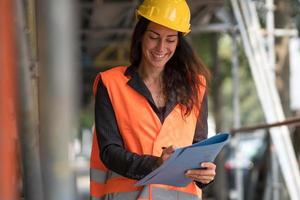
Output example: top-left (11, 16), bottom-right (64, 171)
top-left (156, 145), bottom-right (176, 167)
top-left (161, 145), bottom-right (176, 161)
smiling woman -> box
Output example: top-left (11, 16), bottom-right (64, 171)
top-left (138, 22), bottom-right (178, 107)
top-left (140, 22), bottom-right (178, 70)
top-left (90, 0), bottom-right (214, 200)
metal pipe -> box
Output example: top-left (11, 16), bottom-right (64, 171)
top-left (231, 31), bottom-right (243, 200)
top-left (231, 117), bottom-right (300, 134)
top-left (266, 0), bottom-right (276, 80)
top-left (271, 148), bottom-right (280, 200)
top-left (261, 29), bottom-right (298, 37)
top-left (15, 0), bottom-right (44, 199)
top-left (231, 0), bottom-right (300, 199)
top-left (231, 31), bottom-right (241, 129)
top-left (0, 0), bottom-right (19, 199)
top-left (37, 0), bottom-right (80, 199)
top-left (250, 2), bottom-right (300, 197)
top-left (273, 29), bottom-right (298, 37)
top-left (81, 23), bottom-right (237, 35)
top-left (239, 0), bottom-right (274, 118)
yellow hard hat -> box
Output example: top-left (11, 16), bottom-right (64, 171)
top-left (136, 0), bottom-right (191, 35)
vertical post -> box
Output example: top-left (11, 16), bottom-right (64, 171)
top-left (211, 33), bottom-right (228, 200)
top-left (231, 0), bottom-right (300, 199)
top-left (265, 0), bottom-right (280, 178)
top-left (0, 0), bottom-right (19, 199)
top-left (37, 0), bottom-right (80, 199)
top-left (231, 31), bottom-right (241, 130)
top-left (15, 0), bottom-right (44, 199)
top-left (266, 0), bottom-right (275, 80)
top-left (271, 146), bottom-right (280, 200)
top-left (231, 30), bottom-right (243, 200)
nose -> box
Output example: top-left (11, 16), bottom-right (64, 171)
top-left (155, 39), bottom-right (164, 51)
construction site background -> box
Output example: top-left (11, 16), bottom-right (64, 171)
top-left (1, 0), bottom-right (300, 200)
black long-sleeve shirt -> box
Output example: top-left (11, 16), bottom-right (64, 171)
top-left (95, 66), bottom-right (208, 187)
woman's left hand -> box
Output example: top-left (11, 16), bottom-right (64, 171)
top-left (185, 162), bottom-right (216, 184)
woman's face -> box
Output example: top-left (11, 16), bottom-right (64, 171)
top-left (140, 22), bottom-right (178, 70)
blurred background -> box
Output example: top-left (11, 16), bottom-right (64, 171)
top-left (1, 0), bottom-right (300, 200)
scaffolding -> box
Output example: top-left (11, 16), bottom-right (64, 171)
top-left (230, 0), bottom-right (300, 199)
top-left (1, 0), bottom-right (300, 200)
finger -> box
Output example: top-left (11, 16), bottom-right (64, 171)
top-left (185, 170), bottom-right (216, 183)
top-left (165, 145), bottom-right (176, 153)
top-left (186, 169), bottom-right (216, 176)
top-left (195, 175), bottom-right (214, 180)
top-left (187, 172), bottom-right (215, 180)
top-left (200, 162), bottom-right (216, 169)
top-left (162, 146), bottom-right (175, 156)
top-left (161, 145), bottom-right (176, 161)
top-left (196, 178), bottom-right (212, 184)
top-left (185, 173), bottom-right (214, 183)
top-left (192, 174), bottom-right (215, 182)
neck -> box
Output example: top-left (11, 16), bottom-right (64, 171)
top-left (137, 64), bottom-right (164, 84)
top-left (138, 64), bottom-right (166, 107)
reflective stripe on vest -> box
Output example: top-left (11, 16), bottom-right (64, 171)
top-left (90, 168), bottom-right (106, 183)
top-left (90, 66), bottom-right (206, 199)
top-left (151, 186), bottom-right (201, 200)
top-left (91, 191), bottom-right (141, 200)
top-left (90, 185), bottom-right (201, 200)
top-left (91, 168), bottom-right (122, 183)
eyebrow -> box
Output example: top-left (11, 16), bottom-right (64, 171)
top-left (147, 30), bottom-right (178, 37)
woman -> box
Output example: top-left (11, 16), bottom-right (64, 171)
top-left (90, 0), bottom-right (216, 199)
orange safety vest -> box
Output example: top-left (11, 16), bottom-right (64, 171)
top-left (90, 66), bottom-right (206, 200)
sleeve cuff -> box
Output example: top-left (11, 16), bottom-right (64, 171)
top-left (195, 179), bottom-right (214, 189)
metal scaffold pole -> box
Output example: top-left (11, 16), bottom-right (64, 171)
top-left (37, 0), bottom-right (80, 199)
top-left (15, 0), bottom-right (44, 199)
top-left (231, 30), bottom-right (244, 200)
top-left (266, 0), bottom-right (275, 80)
top-left (230, 0), bottom-right (300, 199)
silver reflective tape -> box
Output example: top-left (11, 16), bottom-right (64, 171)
top-left (90, 168), bottom-right (123, 183)
top-left (90, 168), bottom-right (107, 183)
top-left (109, 171), bottom-right (122, 179)
top-left (91, 196), bottom-right (103, 200)
top-left (152, 187), bottom-right (201, 200)
top-left (108, 191), bottom-right (141, 200)
top-left (92, 191), bottom-right (141, 200)
top-left (177, 191), bottom-right (201, 200)
top-left (138, 185), bottom-right (150, 198)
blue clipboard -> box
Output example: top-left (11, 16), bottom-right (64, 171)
top-left (135, 133), bottom-right (230, 187)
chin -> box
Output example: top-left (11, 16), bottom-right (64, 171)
top-left (151, 59), bottom-right (169, 68)
top-left (152, 63), bottom-right (167, 69)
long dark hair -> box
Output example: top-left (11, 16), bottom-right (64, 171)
top-left (130, 17), bottom-right (210, 116)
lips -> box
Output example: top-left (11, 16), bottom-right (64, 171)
top-left (151, 52), bottom-right (166, 60)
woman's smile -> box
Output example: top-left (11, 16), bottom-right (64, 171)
top-left (140, 22), bottom-right (178, 69)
